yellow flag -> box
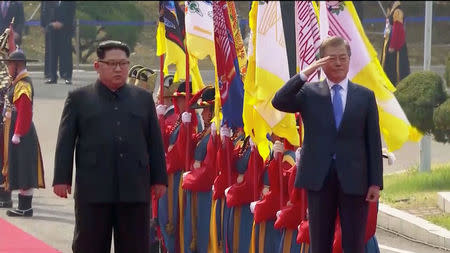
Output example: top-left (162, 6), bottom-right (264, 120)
top-left (243, 1), bottom-right (299, 159)
top-left (318, 1), bottom-right (421, 151)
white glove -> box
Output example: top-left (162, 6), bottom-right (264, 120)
top-left (250, 201), bottom-right (258, 213)
top-left (224, 186), bottom-right (231, 198)
top-left (295, 148), bottom-right (302, 166)
top-left (382, 148), bottom-right (396, 166)
top-left (210, 122), bottom-right (217, 134)
top-left (387, 152), bottom-right (396, 166)
top-left (276, 210), bottom-right (281, 219)
top-left (181, 112), bottom-right (192, 123)
top-left (249, 137), bottom-right (255, 148)
top-left (12, 134), bottom-right (20, 144)
top-left (273, 140), bottom-right (284, 155)
top-left (156, 104), bottom-right (167, 117)
top-left (220, 126), bottom-right (231, 137)
top-left (182, 171), bottom-right (190, 179)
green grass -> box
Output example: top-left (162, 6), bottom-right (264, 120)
top-left (381, 163), bottom-right (450, 230)
top-left (428, 215), bottom-right (450, 231)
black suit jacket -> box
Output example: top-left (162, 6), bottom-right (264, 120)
top-left (40, 1), bottom-right (75, 34)
top-left (272, 75), bottom-right (383, 195)
top-left (53, 81), bottom-right (168, 203)
top-left (0, 1), bottom-right (24, 42)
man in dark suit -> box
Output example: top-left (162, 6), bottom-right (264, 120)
top-left (272, 36), bottom-right (383, 253)
top-left (53, 40), bottom-right (168, 253)
top-left (40, 1), bottom-right (75, 84)
top-left (0, 1), bottom-right (24, 45)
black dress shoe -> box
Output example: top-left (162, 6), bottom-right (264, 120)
top-left (0, 200), bottom-right (12, 208)
top-left (45, 78), bottom-right (57, 84)
top-left (6, 208), bottom-right (33, 217)
top-left (65, 79), bottom-right (72, 85)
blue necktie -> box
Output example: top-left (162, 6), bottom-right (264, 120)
top-left (332, 85), bottom-right (343, 129)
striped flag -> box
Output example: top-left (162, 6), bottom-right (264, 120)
top-left (212, 1), bottom-right (244, 128)
top-left (226, 1), bottom-right (247, 78)
top-left (156, 1), bottom-right (204, 93)
top-left (295, 1), bottom-right (320, 82)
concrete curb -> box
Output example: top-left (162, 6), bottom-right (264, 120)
top-left (437, 192), bottom-right (450, 213)
top-left (378, 203), bottom-right (450, 250)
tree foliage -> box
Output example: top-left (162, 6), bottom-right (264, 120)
top-left (76, 1), bottom-right (145, 63)
top-left (433, 99), bottom-right (450, 143)
top-left (445, 52), bottom-right (450, 88)
top-left (395, 71), bottom-right (449, 143)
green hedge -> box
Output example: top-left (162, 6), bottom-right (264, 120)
top-left (433, 99), bottom-right (450, 143)
top-left (395, 71), bottom-right (448, 138)
top-left (445, 52), bottom-right (450, 88)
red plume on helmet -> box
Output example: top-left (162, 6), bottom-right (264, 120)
top-left (8, 19), bottom-right (16, 54)
top-left (187, 86), bottom-right (209, 108)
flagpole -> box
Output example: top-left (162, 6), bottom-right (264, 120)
top-left (419, 1), bottom-right (432, 173)
top-left (159, 55), bottom-right (165, 105)
top-left (184, 47), bottom-right (191, 171)
top-left (185, 44), bottom-right (191, 172)
top-left (278, 141), bottom-right (284, 210)
top-left (252, 140), bottom-right (258, 201)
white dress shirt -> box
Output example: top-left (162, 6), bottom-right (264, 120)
top-left (298, 72), bottom-right (348, 112)
top-left (327, 77), bottom-right (349, 112)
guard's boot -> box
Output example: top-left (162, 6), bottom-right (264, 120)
top-left (0, 188), bottom-right (12, 208)
top-left (6, 194), bottom-right (33, 217)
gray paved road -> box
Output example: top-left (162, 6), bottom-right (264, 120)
top-left (0, 71), bottom-right (448, 253)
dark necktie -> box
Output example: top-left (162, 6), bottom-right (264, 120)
top-left (332, 84), bottom-right (343, 129)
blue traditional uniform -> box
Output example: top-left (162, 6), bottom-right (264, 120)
top-left (252, 143), bottom-right (295, 253)
top-left (180, 87), bottom-right (218, 253)
top-left (225, 137), bottom-right (264, 253)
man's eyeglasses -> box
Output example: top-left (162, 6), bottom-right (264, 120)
top-left (98, 60), bottom-right (130, 68)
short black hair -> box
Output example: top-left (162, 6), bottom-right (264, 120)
top-left (319, 36), bottom-right (351, 58)
top-left (96, 40), bottom-right (130, 59)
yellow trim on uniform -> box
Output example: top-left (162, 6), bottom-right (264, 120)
top-left (166, 174), bottom-right (174, 234)
top-left (301, 243), bottom-right (310, 253)
top-left (37, 142), bottom-right (45, 188)
top-left (282, 229), bottom-right (293, 253)
top-left (282, 155), bottom-right (295, 167)
top-left (233, 206), bottom-right (242, 252)
top-left (258, 221), bottom-right (266, 253)
top-left (190, 191), bottom-right (198, 252)
top-left (1, 110), bottom-right (11, 189)
top-left (178, 176), bottom-right (185, 253)
top-left (209, 198), bottom-right (220, 253)
top-left (13, 80), bottom-right (32, 103)
top-left (249, 221), bottom-right (256, 253)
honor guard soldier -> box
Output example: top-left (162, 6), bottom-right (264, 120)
top-left (158, 81), bottom-right (201, 253)
top-left (0, 50), bottom-right (44, 217)
top-left (156, 75), bottom-right (181, 151)
top-left (380, 1), bottom-right (410, 85)
top-left (210, 124), bottom-right (246, 253)
top-left (251, 135), bottom-right (295, 253)
top-left (224, 134), bottom-right (264, 253)
top-left (181, 86), bottom-right (219, 253)
top-left (134, 67), bottom-right (156, 93)
top-left (127, 65), bottom-right (144, 85)
top-left (274, 149), bottom-right (310, 253)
